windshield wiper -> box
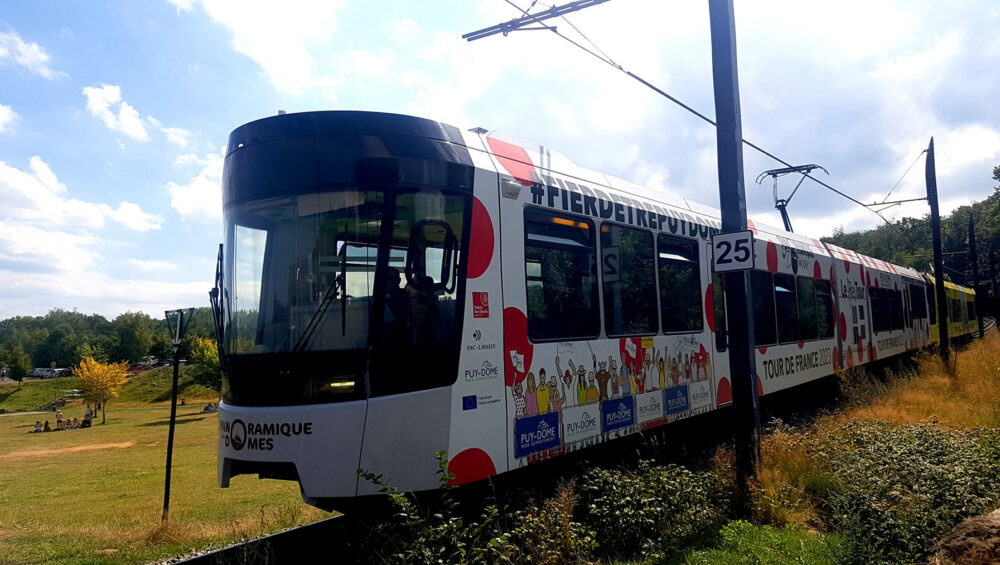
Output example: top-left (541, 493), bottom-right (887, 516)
top-left (293, 233), bottom-right (348, 353)
top-left (209, 243), bottom-right (229, 372)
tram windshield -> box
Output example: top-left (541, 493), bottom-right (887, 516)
top-left (223, 187), bottom-right (467, 402)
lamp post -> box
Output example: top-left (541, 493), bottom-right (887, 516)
top-left (162, 307), bottom-right (194, 526)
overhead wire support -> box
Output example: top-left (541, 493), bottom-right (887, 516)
top-left (464, 0), bottom-right (904, 232)
top-left (462, 0), bottom-right (611, 41)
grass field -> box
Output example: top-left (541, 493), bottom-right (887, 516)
top-left (0, 372), bottom-right (326, 565)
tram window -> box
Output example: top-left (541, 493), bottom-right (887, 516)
top-left (657, 235), bottom-right (703, 333)
top-left (909, 284), bottom-right (927, 319)
top-left (926, 284), bottom-right (936, 321)
top-left (601, 224), bottom-right (657, 336)
top-left (713, 272), bottom-right (728, 351)
top-left (967, 300), bottom-right (976, 321)
top-left (750, 270), bottom-right (777, 346)
top-left (815, 279), bottom-right (834, 339)
top-left (891, 289), bottom-right (904, 330)
top-left (797, 276), bottom-right (818, 341)
top-left (903, 287), bottom-right (911, 327)
top-left (949, 298), bottom-right (962, 323)
top-left (524, 209), bottom-right (599, 341)
top-left (775, 273), bottom-right (799, 344)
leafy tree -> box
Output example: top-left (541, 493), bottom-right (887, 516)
top-left (74, 342), bottom-right (109, 364)
top-left (74, 357), bottom-right (129, 424)
top-left (3, 346), bottom-right (32, 389)
top-left (188, 336), bottom-right (223, 397)
top-left (109, 311), bottom-right (156, 363)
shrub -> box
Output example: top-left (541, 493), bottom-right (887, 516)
top-left (577, 460), bottom-right (729, 561)
top-left (824, 421), bottom-right (1000, 564)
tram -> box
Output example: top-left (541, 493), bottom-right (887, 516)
top-left (214, 111), bottom-right (978, 509)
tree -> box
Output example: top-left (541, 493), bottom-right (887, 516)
top-left (1, 345), bottom-right (32, 389)
top-left (74, 357), bottom-right (128, 424)
top-left (188, 336), bottom-right (223, 398)
top-left (74, 342), bottom-right (109, 364)
top-left (110, 311), bottom-right (156, 363)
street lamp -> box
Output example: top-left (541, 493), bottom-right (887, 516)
top-left (161, 307), bottom-right (194, 525)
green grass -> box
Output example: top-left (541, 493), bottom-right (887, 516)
top-left (0, 400), bottom-right (327, 564)
top-left (118, 366), bottom-right (217, 403)
top-left (0, 377), bottom-right (80, 412)
top-left (673, 521), bottom-right (843, 565)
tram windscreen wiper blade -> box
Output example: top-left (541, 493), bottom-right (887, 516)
top-left (293, 236), bottom-right (349, 353)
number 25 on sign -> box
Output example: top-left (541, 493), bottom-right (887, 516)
top-left (712, 231), bottom-right (755, 273)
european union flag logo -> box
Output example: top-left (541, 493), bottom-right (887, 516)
top-left (462, 395), bottom-right (478, 411)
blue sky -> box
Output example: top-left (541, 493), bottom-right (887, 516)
top-left (1, 0), bottom-right (998, 318)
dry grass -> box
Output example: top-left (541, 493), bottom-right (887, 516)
top-left (840, 332), bottom-right (1000, 428)
top-left (714, 331), bottom-right (1000, 532)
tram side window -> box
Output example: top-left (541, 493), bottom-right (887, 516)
top-left (949, 298), bottom-right (963, 323)
top-left (909, 284), bottom-right (928, 319)
top-left (891, 289), bottom-right (904, 330)
top-left (657, 235), bottom-right (703, 333)
top-left (967, 299), bottom-right (976, 321)
top-left (797, 276), bottom-right (818, 341)
top-left (601, 224), bottom-right (657, 336)
top-left (713, 273), bottom-right (728, 351)
top-left (524, 209), bottom-right (600, 341)
top-left (927, 284), bottom-right (937, 321)
top-left (816, 279), bottom-right (835, 339)
top-left (775, 273), bottom-right (799, 344)
top-left (750, 270), bottom-right (777, 346)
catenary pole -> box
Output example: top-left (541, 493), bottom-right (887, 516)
top-left (708, 0), bottom-right (760, 510)
top-left (926, 138), bottom-right (949, 361)
top-left (969, 214), bottom-right (984, 338)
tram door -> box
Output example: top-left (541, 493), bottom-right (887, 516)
top-left (358, 188), bottom-right (468, 494)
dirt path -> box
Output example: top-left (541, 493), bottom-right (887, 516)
top-left (1, 441), bottom-right (134, 460)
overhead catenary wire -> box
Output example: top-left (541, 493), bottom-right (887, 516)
top-left (494, 0), bottom-right (910, 233)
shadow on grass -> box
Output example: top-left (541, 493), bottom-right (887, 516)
top-left (140, 417), bottom-right (206, 427)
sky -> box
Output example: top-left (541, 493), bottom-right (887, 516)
top-left (0, 0), bottom-right (998, 319)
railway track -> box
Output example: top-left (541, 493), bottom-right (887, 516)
top-left (177, 515), bottom-right (353, 564)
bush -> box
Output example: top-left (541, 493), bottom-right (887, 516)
top-left (824, 421), bottom-right (1000, 564)
top-left (577, 461), bottom-right (729, 561)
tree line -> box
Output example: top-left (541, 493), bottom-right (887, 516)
top-left (823, 164), bottom-right (1000, 314)
top-left (0, 306), bottom-right (218, 375)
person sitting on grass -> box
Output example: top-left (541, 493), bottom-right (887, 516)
top-left (71, 418), bottom-right (80, 429)
top-left (43, 420), bottom-right (51, 432)
top-left (33, 421), bottom-right (42, 433)
top-left (81, 416), bottom-right (91, 429)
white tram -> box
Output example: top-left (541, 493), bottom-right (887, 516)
top-left (215, 111), bottom-right (977, 509)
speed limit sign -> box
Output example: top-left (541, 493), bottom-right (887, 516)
top-left (712, 231), bottom-right (755, 273)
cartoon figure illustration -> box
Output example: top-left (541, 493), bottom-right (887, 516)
top-left (593, 353), bottom-right (610, 400)
top-left (654, 347), bottom-right (666, 390)
top-left (609, 356), bottom-right (620, 398)
top-left (512, 380), bottom-right (526, 418)
top-left (670, 356), bottom-right (681, 386)
top-left (549, 374), bottom-right (566, 441)
top-left (694, 348), bottom-right (709, 381)
top-left (643, 353), bottom-right (654, 391)
top-left (619, 354), bottom-right (631, 396)
top-left (555, 356), bottom-right (574, 407)
top-left (536, 368), bottom-right (550, 414)
top-left (684, 353), bottom-right (692, 383)
top-left (586, 371), bottom-right (599, 404)
top-left (575, 362), bottom-right (587, 406)
top-left (525, 372), bottom-right (538, 417)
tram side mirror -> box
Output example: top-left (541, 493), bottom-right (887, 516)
top-left (405, 220), bottom-right (458, 293)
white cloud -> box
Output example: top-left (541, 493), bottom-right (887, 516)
top-left (0, 156), bottom-right (164, 232)
top-left (162, 126), bottom-right (193, 148)
top-left (83, 84), bottom-right (150, 141)
top-left (128, 259), bottom-right (179, 272)
top-left (0, 30), bottom-right (63, 79)
top-left (0, 103), bottom-right (16, 134)
top-left (174, 153), bottom-right (206, 166)
top-left (178, 0), bottom-right (346, 95)
top-left (167, 149), bottom-right (223, 223)
top-left (167, 0), bottom-right (195, 11)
